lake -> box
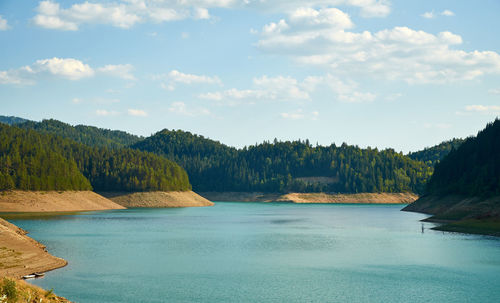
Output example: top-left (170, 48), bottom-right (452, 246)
top-left (8, 202), bottom-right (500, 302)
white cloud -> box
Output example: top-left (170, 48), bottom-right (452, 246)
top-left (168, 101), bottom-right (210, 116)
top-left (488, 88), bottom-right (500, 95)
top-left (32, 0), bottom-right (391, 31)
top-left (35, 57), bottom-right (94, 80)
top-left (280, 109), bottom-right (319, 120)
top-left (72, 98), bottom-right (83, 104)
top-left (441, 10), bottom-right (455, 17)
top-left (128, 109), bottom-right (148, 117)
top-left (465, 105), bottom-right (500, 114)
top-left (421, 11), bottom-right (435, 19)
top-left (199, 75), bottom-right (310, 103)
top-left (0, 58), bottom-right (133, 85)
top-left (257, 8), bottom-right (500, 84)
top-left (0, 15), bottom-right (10, 30)
top-left (155, 70), bottom-right (221, 90)
top-left (200, 73), bottom-right (374, 104)
top-left (98, 64), bottom-right (136, 80)
top-left (96, 109), bottom-right (119, 116)
top-left (423, 122), bottom-right (452, 129)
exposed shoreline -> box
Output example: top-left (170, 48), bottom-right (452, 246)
top-left (199, 192), bottom-right (418, 204)
top-left (0, 218), bottom-right (67, 279)
top-left (402, 194), bottom-right (500, 236)
top-left (0, 190), bottom-right (125, 213)
top-left (99, 191), bottom-right (214, 208)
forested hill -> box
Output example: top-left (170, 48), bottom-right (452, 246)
top-left (408, 138), bottom-right (464, 166)
top-left (403, 120), bottom-right (500, 235)
top-left (424, 119), bottom-right (500, 197)
top-left (0, 124), bottom-right (191, 192)
top-left (0, 124), bottom-right (92, 190)
top-left (17, 119), bottom-right (142, 149)
top-left (132, 129), bottom-right (433, 194)
top-left (0, 115), bottom-right (30, 125)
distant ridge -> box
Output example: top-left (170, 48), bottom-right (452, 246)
top-left (0, 115), bottom-right (31, 125)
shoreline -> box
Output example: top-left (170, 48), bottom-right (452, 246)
top-left (402, 194), bottom-right (500, 237)
top-left (0, 190), bottom-right (125, 213)
top-left (199, 192), bottom-right (418, 204)
top-left (99, 191), bottom-right (214, 208)
top-left (0, 218), bottom-right (67, 279)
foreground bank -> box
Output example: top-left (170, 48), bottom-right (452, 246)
top-left (0, 217), bottom-right (66, 279)
top-left (200, 192), bottom-right (418, 204)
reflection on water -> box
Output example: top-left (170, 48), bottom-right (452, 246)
top-left (6, 203), bottom-right (500, 303)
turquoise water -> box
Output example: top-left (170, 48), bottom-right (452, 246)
top-left (7, 202), bottom-right (500, 302)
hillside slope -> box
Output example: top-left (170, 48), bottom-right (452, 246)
top-left (403, 119), bottom-right (500, 235)
top-left (132, 129), bottom-right (432, 194)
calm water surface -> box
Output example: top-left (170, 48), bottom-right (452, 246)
top-left (7, 202), bottom-right (500, 302)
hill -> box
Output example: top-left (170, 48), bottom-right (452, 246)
top-left (132, 129), bottom-right (433, 194)
top-left (403, 119), bottom-right (500, 235)
top-left (408, 138), bottom-right (465, 166)
top-left (0, 124), bottom-right (191, 192)
top-left (0, 115), bottom-right (30, 125)
top-left (18, 119), bottom-right (142, 149)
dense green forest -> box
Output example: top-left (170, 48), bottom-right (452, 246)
top-left (18, 119), bottom-right (142, 149)
top-left (0, 124), bottom-right (92, 190)
top-left (0, 124), bottom-right (191, 192)
top-left (132, 129), bottom-right (433, 194)
top-left (0, 115), bottom-right (29, 125)
top-left (408, 138), bottom-right (465, 166)
top-left (424, 119), bottom-right (500, 197)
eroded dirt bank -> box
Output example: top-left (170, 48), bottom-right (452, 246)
top-left (199, 192), bottom-right (418, 204)
top-left (100, 191), bottom-right (214, 208)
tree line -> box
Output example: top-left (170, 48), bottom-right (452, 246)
top-left (0, 124), bottom-right (191, 192)
top-left (424, 119), bottom-right (500, 197)
top-left (132, 129), bottom-right (433, 194)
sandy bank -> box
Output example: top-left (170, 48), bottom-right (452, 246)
top-left (0, 218), bottom-right (67, 279)
top-left (99, 191), bottom-right (214, 208)
top-left (0, 191), bottom-right (125, 212)
top-left (199, 192), bottom-right (418, 204)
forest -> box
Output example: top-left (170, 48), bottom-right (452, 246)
top-left (132, 129), bottom-right (433, 194)
top-left (0, 123), bottom-right (191, 192)
top-left (1, 115), bottom-right (472, 195)
top-left (424, 119), bottom-right (500, 197)
top-left (408, 138), bottom-right (464, 166)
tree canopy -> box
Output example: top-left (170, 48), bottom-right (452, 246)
top-left (0, 124), bottom-right (191, 192)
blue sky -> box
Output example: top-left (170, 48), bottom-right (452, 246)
top-left (1, 0), bottom-right (500, 152)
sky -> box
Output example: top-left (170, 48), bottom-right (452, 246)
top-left (1, 0), bottom-right (500, 153)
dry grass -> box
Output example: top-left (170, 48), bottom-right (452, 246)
top-left (0, 277), bottom-right (71, 303)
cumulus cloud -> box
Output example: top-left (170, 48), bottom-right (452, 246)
top-left (0, 58), bottom-right (134, 85)
top-left (441, 10), bottom-right (455, 17)
top-left (465, 105), bottom-right (500, 114)
top-left (280, 109), bottom-right (319, 120)
top-left (32, 0), bottom-right (391, 31)
top-left (128, 109), bottom-right (148, 117)
top-left (0, 15), bottom-right (9, 30)
top-left (200, 73), bottom-right (373, 104)
top-left (199, 75), bottom-right (310, 104)
top-left (155, 70), bottom-right (221, 90)
top-left (98, 64), bottom-right (136, 80)
top-left (168, 101), bottom-right (210, 116)
top-left (421, 11), bottom-right (435, 19)
top-left (257, 8), bottom-right (500, 84)
top-left (96, 109), bottom-right (119, 116)
top-left (488, 88), bottom-right (500, 95)
top-left (35, 57), bottom-right (94, 80)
